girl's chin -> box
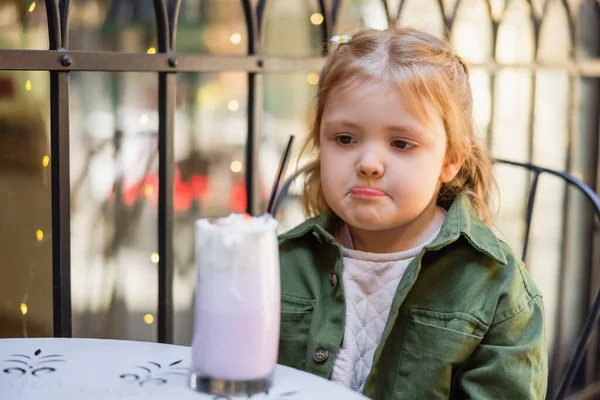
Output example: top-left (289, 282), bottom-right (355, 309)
top-left (344, 209), bottom-right (388, 230)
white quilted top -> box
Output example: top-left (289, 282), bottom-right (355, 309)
top-left (330, 214), bottom-right (445, 392)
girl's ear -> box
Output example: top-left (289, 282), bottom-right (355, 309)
top-left (440, 151), bottom-right (466, 183)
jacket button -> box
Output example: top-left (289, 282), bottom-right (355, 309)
top-left (329, 272), bottom-right (338, 288)
top-left (313, 346), bottom-right (329, 363)
top-left (311, 231), bottom-right (323, 243)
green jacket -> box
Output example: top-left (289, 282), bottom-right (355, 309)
top-left (277, 194), bottom-right (547, 399)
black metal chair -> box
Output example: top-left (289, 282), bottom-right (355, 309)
top-left (272, 159), bottom-right (600, 400)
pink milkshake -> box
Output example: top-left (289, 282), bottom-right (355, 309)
top-left (190, 214), bottom-right (280, 396)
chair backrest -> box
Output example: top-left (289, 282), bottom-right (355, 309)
top-left (493, 159), bottom-right (600, 400)
top-left (272, 159), bottom-right (600, 400)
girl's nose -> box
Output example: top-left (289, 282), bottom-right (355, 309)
top-left (356, 150), bottom-right (384, 178)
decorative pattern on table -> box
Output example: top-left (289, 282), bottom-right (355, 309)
top-left (120, 359), bottom-right (190, 386)
top-left (2, 349), bottom-right (65, 376)
top-left (211, 390), bottom-right (299, 400)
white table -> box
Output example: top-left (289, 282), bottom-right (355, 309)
top-left (0, 338), bottom-right (368, 400)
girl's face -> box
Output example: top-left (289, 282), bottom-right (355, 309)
top-left (319, 79), bottom-right (461, 233)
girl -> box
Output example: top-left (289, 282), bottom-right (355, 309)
top-left (277, 27), bottom-right (547, 399)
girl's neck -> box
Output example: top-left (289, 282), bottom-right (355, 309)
top-left (347, 201), bottom-right (446, 254)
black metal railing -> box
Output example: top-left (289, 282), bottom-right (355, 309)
top-left (46, 0), bottom-right (73, 341)
top-left (0, 0), bottom-right (344, 347)
top-left (1, 0), bottom-right (599, 398)
top-left (494, 160), bottom-right (600, 400)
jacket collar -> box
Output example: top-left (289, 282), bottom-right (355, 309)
top-left (427, 193), bottom-right (507, 265)
top-left (279, 193), bottom-right (507, 265)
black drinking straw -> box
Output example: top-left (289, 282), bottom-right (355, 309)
top-left (266, 135), bottom-right (295, 215)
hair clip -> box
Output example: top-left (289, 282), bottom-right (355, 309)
top-left (330, 34), bottom-right (352, 45)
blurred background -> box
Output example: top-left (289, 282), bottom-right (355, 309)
top-left (0, 0), bottom-right (599, 397)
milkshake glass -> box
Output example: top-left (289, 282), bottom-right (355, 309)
top-left (190, 214), bottom-right (280, 396)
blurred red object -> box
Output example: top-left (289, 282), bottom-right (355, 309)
top-left (113, 169), bottom-right (213, 211)
top-left (110, 169), bottom-right (269, 214)
top-left (230, 178), bottom-right (247, 213)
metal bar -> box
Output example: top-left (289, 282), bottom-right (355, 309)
top-left (0, 50), bottom-right (284, 72)
top-left (522, 68), bottom-right (538, 265)
top-left (241, 0), bottom-right (263, 216)
top-left (242, 0), bottom-right (254, 218)
top-left (521, 170), bottom-right (540, 263)
top-left (559, 0), bottom-right (576, 59)
top-left (246, 72), bottom-right (263, 216)
top-left (486, 71), bottom-right (496, 149)
top-left (5, 50), bottom-right (600, 75)
top-left (44, 0), bottom-right (61, 50)
top-left (494, 159), bottom-right (600, 400)
top-left (553, 74), bottom-right (579, 396)
top-left (257, 0), bottom-right (267, 38)
top-left (45, 0), bottom-right (72, 338)
top-left (397, 0), bottom-right (408, 19)
top-left (157, 73), bottom-right (176, 344)
top-left (153, 0), bottom-right (171, 53)
top-left (528, 0), bottom-right (541, 58)
top-left (487, 2), bottom-right (499, 55)
top-left (582, 3), bottom-right (600, 388)
top-left (527, 70), bottom-right (537, 171)
top-left (382, 0), bottom-right (393, 25)
top-left (556, 287), bottom-right (600, 400)
top-left (318, 0), bottom-right (330, 56)
top-left (242, 0), bottom-right (258, 55)
top-left (59, 0), bottom-right (70, 48)
top-left (520, 79), bottom-right (539, 377)
top-left (494, 160), bottom-right (600, 217)
top-left (168, 0), bottom-right (182, 51)
top-left (585, 231), bottom-right (600, 384)
top-left (445, 0), bottom-right (462, 34)
top-left (154, 0), bottom-right (175, 344)
top-left (249, 56), bottom-right (324, 72)
top-left (434, 0), bottom-right (448, 34)
top-left (584, 78), bottom-right (600, 387)
top-left (50, 70), bottom-right (72, 338)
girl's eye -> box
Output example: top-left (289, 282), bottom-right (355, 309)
top-left (336, 135), bottom-right (355, 145)
top-left (392, 140), bottom-right (413, 149)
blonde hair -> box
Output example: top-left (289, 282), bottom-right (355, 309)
top-left (300, 27), bottom-right (497, 225)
